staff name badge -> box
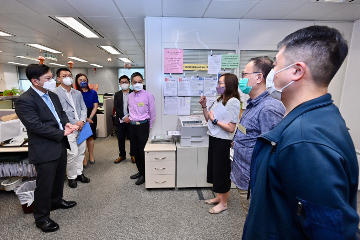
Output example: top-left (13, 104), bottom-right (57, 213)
top-left (238, 124), bottom-right (246, 135)
top-left (138, 102), bottom-right (145, 107)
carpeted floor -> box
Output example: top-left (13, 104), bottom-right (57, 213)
top-left (0, 135), bottom-right (245, 239)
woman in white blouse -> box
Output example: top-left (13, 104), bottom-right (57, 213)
top-left (199, 73), bottom-right (241, 214)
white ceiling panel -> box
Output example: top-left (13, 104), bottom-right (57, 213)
top-left (318, 4), bottom-right (360, 21)
top-left (115, 40), bottom-right (143, 47)
top-left (17, 0), bottom-right (80, 16)
top-left (66, 0), bottom-right (121, 17)
top-left (243, 2), bottom-right (306, 20)
top-left (124, 18), bottom-right (145, 32)
top-left (0, 0), bottom-right (35, 14)
top-left (85, 17), bottom-right (129, 31)
top-left (132, 31), bottom-right (145, 40)
top-left (101, 30), bottom-right (136, 40)
top-left (163, 0), bottom-right (211, 17)
top-left (204, 1), bottom-right (259, 19)
top-left (281, 3), bottom-right (348, 20)
top-left (113, 0), bottom-right (162, 18)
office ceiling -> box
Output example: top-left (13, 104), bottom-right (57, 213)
top-left (0, 0), bottom-right (360, 68)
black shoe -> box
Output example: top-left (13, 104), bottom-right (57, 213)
top-left (52, 200), bottom-right (77, 211)
top-left (68, 179), bottom-right (77, 188)
top-left (76, 174), bottom-right (90, 183)
top-left (135, 176), bottom-right (145, 185)
top-left (130, 172), bottom-right (141, 179)
top-left (35, 218), bottom-right (59, 232)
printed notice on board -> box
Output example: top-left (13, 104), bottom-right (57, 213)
top-left (164, 49), bottom-right (183, 73)
top-left (178, 77), bottom-right (191, 96)
top-left (177, 97), bottom-right (191, 115)
top-left (164, 97), bottom-right (178, 115)
top-left (221, 54), bottom-right (240, 69)
top-left (191, 77), bottom-right (204, 96)
top-left (204, 77), bottom-right (217, 96)
top-left (208, 55), bottom-right (222, 74)
top-left (164, 77), bottom-right (177, 96)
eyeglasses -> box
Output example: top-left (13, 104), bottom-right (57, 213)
top-left (241, 72), bottom-right (261, 78)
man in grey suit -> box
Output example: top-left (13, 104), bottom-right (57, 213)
top-left (53, 68), bottom-right (90, 188)
top-left (15, 64), bottom-right (78, 232)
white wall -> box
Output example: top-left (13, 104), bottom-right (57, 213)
top-left (3, 64), bottom-right (19, 89)
top-left (341, 19), bottom-right (360, 150)
top-left (145, 17), bottom-right (354, 135)
top-left (86, 68), bottom-right (118, 94)
top-left (0, 64), bottom-right (5, 91)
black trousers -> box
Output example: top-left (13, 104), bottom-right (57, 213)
top-left (130, 122), bottom-right (149, 176)
top-left (116, 122), bottom-right (134, 157)
top-left (207, 135), bottom-right (232, 193)
top-left (33, 143), bottom-right (67, 222)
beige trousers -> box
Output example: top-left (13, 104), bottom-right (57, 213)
top-left (237, 187), bottom-right (250, 218)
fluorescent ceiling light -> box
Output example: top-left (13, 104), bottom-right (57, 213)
top-left (55, 17), bottom-right (99, 38)
top-left (324, 0), bottom-right (346, 2)
top-left (16, 56), bottom-right (38, 61)
top-left (49, 63), bottom-right (66, 67)
top-left (90, 64), bottom-right (103, 67)
top-left (68, 57), bottom-right (88, 62)
top-left (0, 31), bottom-right (13, 37)
top-left (100, 46), bottom-right (121, 54)
top-left (8, 62), bottom-right (27, 66)
top-left (118, 58), bottom-right (131, 63)
top-left (27, 44), bottom-right (61, 53)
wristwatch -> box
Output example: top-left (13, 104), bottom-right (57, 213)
top-left (212, 119), bottom-right (218, 125)
top-left (89, 116), bottom-right (93, 120)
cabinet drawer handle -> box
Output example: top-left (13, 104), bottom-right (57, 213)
top-left (155, 167), bottom-right (165, 170)
top-left (155, 180), bottom-right (166, 184)
top-left (155, 157), bottom-right (166, 160)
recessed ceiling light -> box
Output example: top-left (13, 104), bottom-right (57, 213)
top-left (99, 46), bottom-right (121, 54)
top-left (118, 58), bottom-right (132, 63)
top-left (68, 57), bottom-right (88, 62)
top-left (0, 30), bottom-right (14, 37)
top-left (55, 17), bottom-right (99, 38)
top-left (8, 62), bottom-right (27, 66)
top-left (49, 63), bottom-right (66, 67)
top-left (90, 64), bottom-right (103, 67)
top-left (16, 56), bottom-right (39, 61)
top-left (26, 44), bottom-right (61, 54)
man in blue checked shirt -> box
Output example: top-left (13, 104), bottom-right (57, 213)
top-left (232, 56), bottom-right (285, 217)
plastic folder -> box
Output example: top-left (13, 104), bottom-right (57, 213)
top-left (77, 122), bottom-right (93, 145)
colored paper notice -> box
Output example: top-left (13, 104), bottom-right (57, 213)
top-left (178, 77), bottom-right (191, 96)
top-left (191, 77), bottom-right (204, 96)
top-left (208, 55), bottom-right (222, 74)
top-left (183, 64), bottom-right (208, 71)
top-left (221, 54), bottom-right (240, 68)
top-left (204, 77), bottom-right (217, 96)
top-left (164, 49), bottom-right (183, 73)
top-left (164, 77), bottom-right (177, 96)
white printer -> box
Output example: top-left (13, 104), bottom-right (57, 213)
top-left (177, 116), bottom-right (208, 147)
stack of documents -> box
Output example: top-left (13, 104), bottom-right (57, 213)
top-left (150, 135), bottom-right (174, 144)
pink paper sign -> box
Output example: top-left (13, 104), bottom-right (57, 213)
top-left (164, 49), bottom-right (183, 73)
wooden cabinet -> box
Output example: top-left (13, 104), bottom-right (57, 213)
top-left (144, 142), bottom-right (176, 189)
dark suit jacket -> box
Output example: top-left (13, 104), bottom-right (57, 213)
top-left (15, 87), bottom-right (70, 164)
top-left (114, 89), bottom-right (133, 125)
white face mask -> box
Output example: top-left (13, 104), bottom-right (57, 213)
top-left (266, 63), bottom-right (295, 101)
top-left (120, 83), bottom-right (129, 91)
top-left (133, 83), bottom-right (143, 91)
top-left (62, 77), bottom-right (73, 86)
top-left (41, 78), bottom-right (57, 91)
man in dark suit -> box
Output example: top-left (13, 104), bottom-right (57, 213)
top-left (15, 64), bottom-right (78, 232)
top-left (113, 75), bottom-right (135, 163)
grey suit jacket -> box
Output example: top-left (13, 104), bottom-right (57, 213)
top-left (52, 86), bottom-right (87, 125)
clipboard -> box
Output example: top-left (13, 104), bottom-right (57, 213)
top-left (77, 122), bottom-right (93, 145)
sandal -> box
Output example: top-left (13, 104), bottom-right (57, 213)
top-left (89, 159), bottom-right (95, 164)
top-left (209, 206), bottom-right (228, 214)
top-left (205, 199), bottom-right (220, 205)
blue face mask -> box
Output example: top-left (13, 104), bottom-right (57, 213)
top-left (239, 75), bottom-right (258, 94)
top-left (79, 81), bottom-right (88, 88)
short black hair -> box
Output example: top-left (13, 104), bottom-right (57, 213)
top-left (56, 68), bottom-right (72, 77)
top-left (278, 25), bottom-right (348, 87)
top-left (25, 64), bottom-right (50, 82)
top-left (119, 75), bottom-right (130, 83)
top-left (249, 56), bottom-right (273, 80)
top-left (131, 72), bottom-right (143, 81)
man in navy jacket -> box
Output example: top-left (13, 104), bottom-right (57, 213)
top-left (243, 26), bottom-right (359, 240)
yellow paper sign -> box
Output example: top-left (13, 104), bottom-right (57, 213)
top-left (183, 64), bottom-right (208, 71)
top-left (138, 102), bottom-right (145, 107)
top-left (238, 124), bottom-right (246, 135)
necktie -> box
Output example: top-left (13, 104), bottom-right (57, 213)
top-left (43, 93), bottom-right (63, 130)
